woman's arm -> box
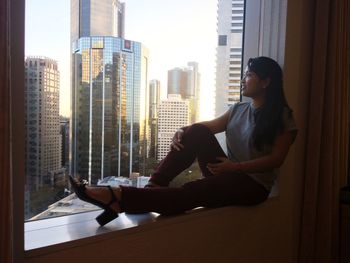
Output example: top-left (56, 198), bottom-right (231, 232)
top-left (207, 131), bottom-right (295, 174)
top-left (196, 109), bottom-right (231, 134)
top-left (172, 108), bottom-right (231, 151)
top-left (238, 131), bottom-right (295, 172)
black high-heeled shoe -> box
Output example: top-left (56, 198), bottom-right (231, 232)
top-left (69, 175), bottom-right (120, 226)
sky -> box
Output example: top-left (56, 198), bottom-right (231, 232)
top-left (25, 0), bottom-right (218, 120)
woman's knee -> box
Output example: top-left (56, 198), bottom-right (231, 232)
top-left (184, 123), bottom-right (212, 140)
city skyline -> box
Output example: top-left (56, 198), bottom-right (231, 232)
top-left (25, 0), bottom-right (218, 120)
top-left (23, 0), bottom-right (245, 220)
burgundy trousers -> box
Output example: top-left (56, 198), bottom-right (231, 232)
top-left (120, 123), bottom-right (269, 215)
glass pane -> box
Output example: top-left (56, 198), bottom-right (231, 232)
top-left (24, 0), bottom-right (245, 221)
top-left (25, 0), bottom-right (72, 220)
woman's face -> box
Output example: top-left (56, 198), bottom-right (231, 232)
top-left (240, 67), bottom-right (269, 98)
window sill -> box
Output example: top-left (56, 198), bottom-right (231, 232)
top-left (25, 206), bottom-right (220, 257)
top-left (25, 209), bottom-right (161, 253)
top-left (24, 196), bottom-right (284, 263)
top-left (25, 196), bottom-right (279, 260)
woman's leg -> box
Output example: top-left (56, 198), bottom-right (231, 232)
top-left (149, 123), bottom-right (226, 186)
top-left (120, 172), bottom-right (269, 215)
top-left (195, 132), bottom-right (227, 178)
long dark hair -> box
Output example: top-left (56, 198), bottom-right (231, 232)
top-left (247, 56), bottom-right (290, 151)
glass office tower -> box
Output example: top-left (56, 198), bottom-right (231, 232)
top-left (71, 0), bottom-right (125, 43)
top-left (71, 37), bottom-right (149, 184)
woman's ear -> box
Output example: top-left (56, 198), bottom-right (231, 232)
top-left (261, 78), bottom-right (271, 89)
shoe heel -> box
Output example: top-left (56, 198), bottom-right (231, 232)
top-left (96, 209), bottom-right (118, 226)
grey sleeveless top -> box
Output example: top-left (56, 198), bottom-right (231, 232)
top-left (225, 102), bottom-right (298, 191)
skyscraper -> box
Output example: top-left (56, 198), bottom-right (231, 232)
top-left (168, 68), bottom-right (188, 97)
top-left (71, 37), bottom-right (149, 185)
top-left (167, 62), bottom-right (201, 123)
top-left (167, 63), bottom-right (200, 100)
top-left (71, 0), bottom-right (125, 43)
top-left (157, 94), bottom-right (190, 161)
top-left (214, 0), bottom-right (245, 152)
top-left (25, 57), bottom-right (64, 191)
top-left (71, 0), bottom-right (150, 184)
top-left (215, 0), bottom-right (245, 117)
top-left (149, 79), bottom-right (161, 159)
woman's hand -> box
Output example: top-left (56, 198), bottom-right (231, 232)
top-left (207, 157), bottom-right (239, 175)
top-left (170, 129), bottom-right (185, 151)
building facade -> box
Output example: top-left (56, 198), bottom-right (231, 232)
top-left (157, 94), bottom-right (190, 161)
top-left (215, 0), bottom-right (245, 117)
top-left (71, 37), bottom-right (149, 184)
top-left (71, 0), bottom-right (150, 184)
top-left (167, 68), bottom-right (188, 97)
top-left (167, 62), bottom-right (201, 123)
top-left (25, 57), bottom-right (64, 191)
top-left (71, 0), bottom-right (125, 43)
top-left (149, 79), bottom-right (161, 159)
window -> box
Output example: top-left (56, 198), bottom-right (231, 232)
top-left (4, 0), bottom-right (290, 256)
top-left (218, 35), bottom-right (227, 46)
top-left (232, 10), bottom-right (244, 15)
top-left (24, 0), bottom-right (222, 222)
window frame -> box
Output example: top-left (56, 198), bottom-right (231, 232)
top-left (7, 0), bottom-right (288, 260)
top-left (10, 0), bottom-right (26, 262)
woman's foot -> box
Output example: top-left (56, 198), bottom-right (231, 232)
top-left (84, 186), bottom-right (121, 213)
top-left (69, 176), bottom-right (121, 226)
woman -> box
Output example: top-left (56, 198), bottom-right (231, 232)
top-left (70, 56), bottom-right (298, 226)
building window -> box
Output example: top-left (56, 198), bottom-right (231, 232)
top-left (218, 35), bottom-right (227, 46)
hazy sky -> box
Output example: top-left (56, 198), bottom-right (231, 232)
top-left (25, 0), bottom-right (218, 119)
